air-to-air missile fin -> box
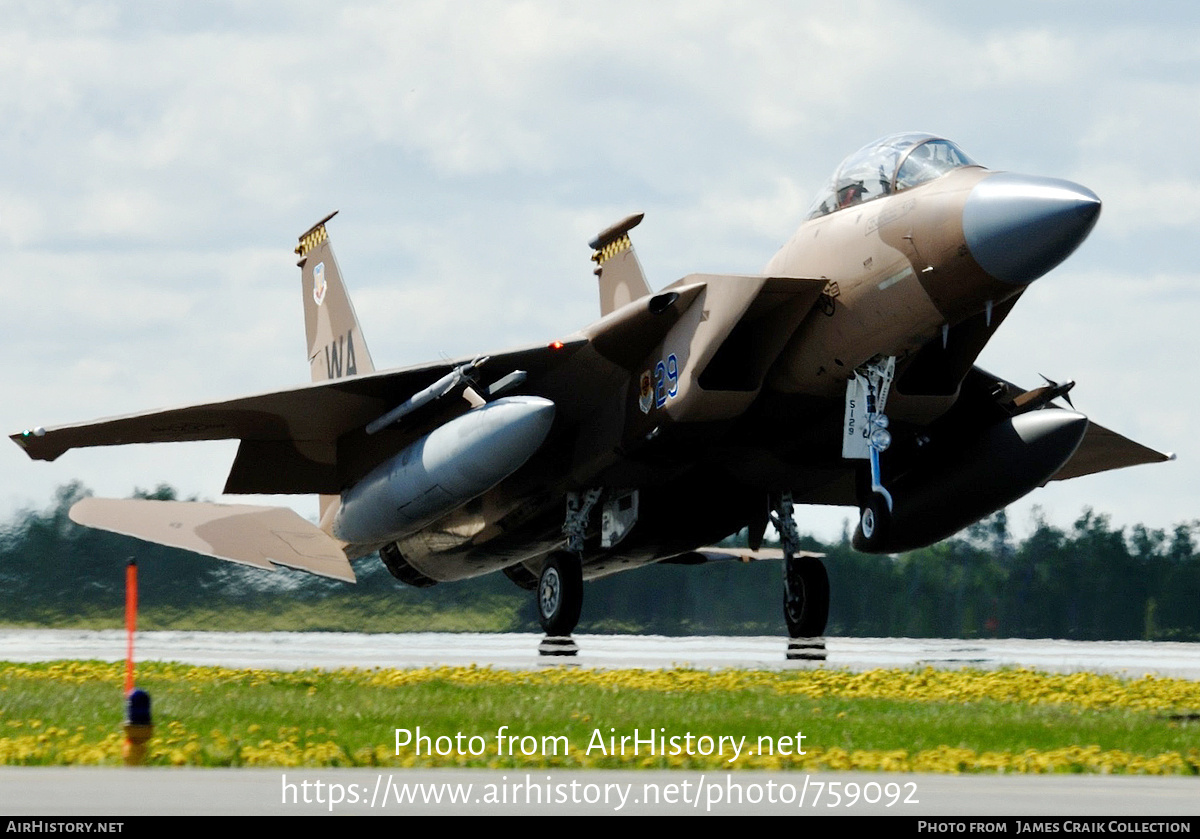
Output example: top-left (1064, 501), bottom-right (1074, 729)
top-left (590, 212), bottom-right (651, 316)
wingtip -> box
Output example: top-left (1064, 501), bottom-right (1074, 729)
top-left (10, 428), bottom-right (60, 461)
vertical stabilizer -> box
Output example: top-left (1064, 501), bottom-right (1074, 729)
top-left (295, 212), bottom-right (376, 523)
top-left (296, 211), bottom-right (376, 384)
top-left (590, 212), bottom-right (651, 315)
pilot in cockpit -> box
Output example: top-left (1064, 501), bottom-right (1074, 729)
top-left (837, 182), bottom-right (865, 209)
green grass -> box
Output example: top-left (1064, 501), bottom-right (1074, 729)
top-left (1, 662), bottom-right (1198, 772)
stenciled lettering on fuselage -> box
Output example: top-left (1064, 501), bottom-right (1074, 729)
top-left (324, 332), bottom-right (359, 379)
top-left (638, 354), bottom-right (679, 414)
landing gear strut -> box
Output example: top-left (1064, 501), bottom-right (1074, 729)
top-left (536, 490), bottom-right (601, 655)
top-left (847, 357), bottom-right (896, 553)
top-left (772, 493), bottom-right (830, 642)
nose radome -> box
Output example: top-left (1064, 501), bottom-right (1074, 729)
top-left (962, 173), bottom-right (1101, 285)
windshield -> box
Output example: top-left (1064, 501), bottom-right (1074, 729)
top-left (806, 133), bottom-right (980, 219)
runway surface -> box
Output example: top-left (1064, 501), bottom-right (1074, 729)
top-left (2, 767), bottom-right (1198, 817)
top-left (2, 629), bottom-right (1199, 678)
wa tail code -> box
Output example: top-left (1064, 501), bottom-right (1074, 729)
top-left (323, 332), bottom-right (360, 379)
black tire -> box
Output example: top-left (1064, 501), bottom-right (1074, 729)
top-left (857, 492), bottom-right (891, 553)
top-left (537, 552), bottom-right (583, 636)
top-left (783, 556), bottom-right (830, 638)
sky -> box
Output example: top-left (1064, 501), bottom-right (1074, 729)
top-left (2, 0), bottom-right (1197, 545)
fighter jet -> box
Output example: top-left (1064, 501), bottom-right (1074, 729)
top-left (12, 133), bottom-right (1172, 642)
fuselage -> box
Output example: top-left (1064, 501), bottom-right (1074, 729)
top-left (377, 134), bottom-right (1103, 582)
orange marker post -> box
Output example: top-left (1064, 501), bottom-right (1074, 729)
top-left (124, 560), bottom-right (136, 694)
top-left (122, 559), bottom-right (152, 765)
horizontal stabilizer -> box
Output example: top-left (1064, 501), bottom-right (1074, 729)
top-left (69, 498), bottom-right (355, 582)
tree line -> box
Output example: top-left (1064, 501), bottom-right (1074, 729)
top-left (1, 482), bottom-right (1197, 640)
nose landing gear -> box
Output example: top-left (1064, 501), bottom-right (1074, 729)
top-left (846, 357), bottom-right (897, 553)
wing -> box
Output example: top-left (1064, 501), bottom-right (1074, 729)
top-left (11, 267), bottom-right (759, 495)
top-left (12, 339), bottom-right (587, 494)
top-left (960, 367), bottom-right (1173, 482)
top-left (70, 497), bottom-right (355, 581)
top-left (795, 364), bottom-right (1171, 509)
top-left (1048, 418), bottom-right (1174, 482)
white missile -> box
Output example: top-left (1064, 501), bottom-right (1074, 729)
top-left (333, 396), bottom-right (555, 545)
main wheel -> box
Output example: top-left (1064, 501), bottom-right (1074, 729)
top-left (537, 552), bottom-right (583, 636)
top-left (783, 556), bottom-right (830, 638)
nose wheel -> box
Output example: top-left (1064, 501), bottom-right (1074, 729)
top-left (857, 492), bottom-right (892, 553)
top-left (537, 551), bottom-right (583, 637)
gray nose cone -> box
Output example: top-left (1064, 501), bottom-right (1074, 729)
top-left (963, 173), bottom-right (1101, 285)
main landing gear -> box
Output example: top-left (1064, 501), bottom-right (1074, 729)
top-left (537, 551), bottom-right (583, 637)
top-left (773, 493), bottom-right (829, 660)
top-left (536, 489), bottom-right (600, 656)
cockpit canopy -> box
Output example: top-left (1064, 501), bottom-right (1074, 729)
top-left (806, 133), bottom-right (980, 219)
